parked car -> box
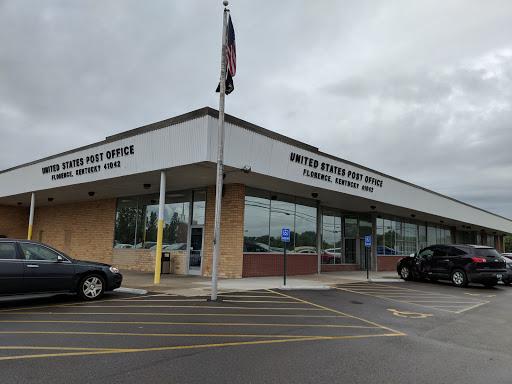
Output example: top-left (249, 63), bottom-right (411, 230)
top-left (377, 246), bottom-right (397, 255)
top-left (0, 239), bottom-right (122, 300)
top-left (502, 253), bottom-right (512, 261)
top-left (397, 244), bottom-right (506, 288)
top-left (322, 248), bottom-right (342, 264)
top-left (149, 243), bottom-right (187, 251)
top-left (502, 256), bottom-right (512, 286)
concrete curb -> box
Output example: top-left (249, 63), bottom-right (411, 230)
top-left (367, 279), bottom-right (404, 283)
top-left (114, 287), bottom-right (148, 295)
top-left (279, 285), bottom-right (331, 290)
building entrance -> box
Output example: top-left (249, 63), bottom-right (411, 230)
top-left (187, 226), bottom-right (204, 275)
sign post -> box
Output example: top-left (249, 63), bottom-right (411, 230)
top-left (282, 229), bottom-right (290, 286)
top-left (365, 236), bottom-right (371, 280)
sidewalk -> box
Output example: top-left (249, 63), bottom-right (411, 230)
top-left (117, 270), bottom-right (402, 296)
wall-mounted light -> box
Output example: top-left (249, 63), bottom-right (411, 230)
top-left (17, 202), bottom-right (22, 206)
top-left (88, 192), bottom-right (95, 197)
top-left (48, 197), bottom-right (54, 202)
top-left (242, 165), bottom-right (251, 174)
top-left (143, 184), bottom-right (151, 190)
top-left (370, 205), bottom-right (376, 210)
top-left (411, 214), bottom-right (416, 218)
top-left (440, 220), bottom-right (444, 224)
top-left (311, 192), bottom-right (318, 199)
top-left (481, 229), bottom-right (485, 232)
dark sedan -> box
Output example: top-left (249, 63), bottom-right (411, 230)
top-left (0, 239), bottom-right (122, 300)
top-left (397, 244), bottom-right (506, 288)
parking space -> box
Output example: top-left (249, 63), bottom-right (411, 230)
top-left (0, 289), bottom-right (404, 361)
top-left (336, 282), bottom-right (492, 313)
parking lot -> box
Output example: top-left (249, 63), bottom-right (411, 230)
top-left (1, 281), bottom-right (512, 383)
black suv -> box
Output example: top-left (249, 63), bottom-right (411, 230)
top-left (0, 239), bottom-right (122, 300)
top-left (397, 244), bottom-right (506, 288)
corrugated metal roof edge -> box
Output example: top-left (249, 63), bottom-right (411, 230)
top-left (1, 106), bottom-right (511, 225)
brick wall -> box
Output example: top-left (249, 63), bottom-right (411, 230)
top-left (242, 253), bottom-right (318, 277)
top-left (112, 249), bottom-right (187, 273)
top-left (0, 205), bottom-right (29, 239)
top-left (32, 199), bottom-right (116, 265)
top-left (203, 184), bottom-right (245, 279)
top-left (377, 255), bottom-right (403, 271)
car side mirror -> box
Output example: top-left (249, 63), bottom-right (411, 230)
top-left (409, 253), bottom-right (415, 257)
top-left (57, 255), bottom-right (64, 262)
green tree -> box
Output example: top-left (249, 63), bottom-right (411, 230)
top-left (505, 236), bottom-right (512, 252)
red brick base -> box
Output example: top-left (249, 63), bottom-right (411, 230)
top-left (377, 255), bottom-right (404, 271)
top-left (242, 253), bottom-right (318, 277)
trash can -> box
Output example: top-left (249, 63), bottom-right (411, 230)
top-left (161, 252), bottom-right (171, 274)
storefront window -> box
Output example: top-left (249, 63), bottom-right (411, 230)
top-left (114, 196), bottom-right (139, 248)
top-left (113, 189), bottom-right (200, 250)
top-left (270, 195), bottom-right (296, 251)
top-left (294, 198), bottom-right (317, 252)
top-left (377, 216), bottom-right (418, 256)
top-left (322, 210), bottom-right (342, 264)
top-left (244, 188), bottom-right (317, 253)
top-left (192, 190), bottom-right (206, 225)
top-left (244, 189), bottom-right (271, 251)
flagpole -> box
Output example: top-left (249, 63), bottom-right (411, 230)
top-left (211, 1), bottom-right (229, 301)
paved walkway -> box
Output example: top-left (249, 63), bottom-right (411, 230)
top-left (118, 270), bottom-right (402, 296)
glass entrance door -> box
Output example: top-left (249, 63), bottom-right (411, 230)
top-left (188, 226), bottom-right (204, 275)
top-left (344, 239), bottom-right (356, 264)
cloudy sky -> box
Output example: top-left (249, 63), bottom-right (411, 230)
top-left (2, 1), bottom-right (512, 218)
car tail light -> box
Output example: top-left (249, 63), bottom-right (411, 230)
top-left (471, 257), bottom-right (487, 263)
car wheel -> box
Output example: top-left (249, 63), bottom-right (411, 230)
top-left (78, 274), bottom-right (105, 300)
top-left (399, 265), bottom-right (412, 281)
top-left (451, 269), bottom-right (468, 288)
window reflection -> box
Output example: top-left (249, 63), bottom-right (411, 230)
top-left (243, 188), bottom-right (317, 253)
top-left (113, 189), bottom-right (202, 250)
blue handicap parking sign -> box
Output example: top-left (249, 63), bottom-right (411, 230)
top-left (365, 236), bottom-right (371, 247)
top-left (282, 228), bottom-right (290, 242)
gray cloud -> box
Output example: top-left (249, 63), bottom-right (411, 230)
top-left (2, 0), bottom-right (512, 219)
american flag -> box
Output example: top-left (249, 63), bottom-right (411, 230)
top-left (216, 14), bottom-right (236, 94)
top-left (226, 16), bottom-right (236, 78)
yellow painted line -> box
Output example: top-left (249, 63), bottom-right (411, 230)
top-left (222, 300), bottom-right (302, 304)
top-left (0, 320), bottom-right (380, 328)
top-left (5, 312), bottom-right (345, 318)
top-left (452, 301), bottom-right (489, 313)
top-left (0, 332), bottom-right (406, 361)
top-left (0, 331), bottom-right (322, 339)
top-left (0, 346), bottom-right (116, 351)
top-left (268, 290), bottom-right (406, 336)
top-left (407, 301), bottom-right (480, 304)
top-left (45, 305), bottom-right (326, 311)
top-left (217, 295), bottom-right (286, 298)
top-left (335, 287), bottom-right (487, 314)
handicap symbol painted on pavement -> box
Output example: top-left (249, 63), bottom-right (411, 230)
top-left (387, 309), bottom-right (433, 319)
